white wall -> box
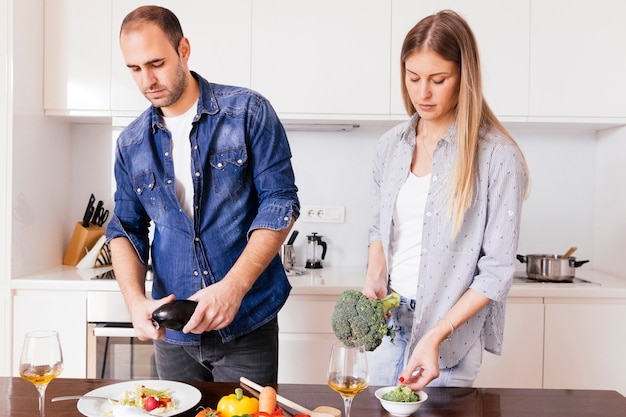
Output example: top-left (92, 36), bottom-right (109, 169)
top-left (594, 126), bottom-right (626, 276)
top-left (513, 128), bottom-right (596, 261)
top-left (66, 123), bottom-right (115, 243)
top-left (73, 124), bottom-right (600, 271)
top-left (286, 125), bottom-right (598, 271)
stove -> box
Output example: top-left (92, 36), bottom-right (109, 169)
top-left (513, 272), bottom-right (599, 286)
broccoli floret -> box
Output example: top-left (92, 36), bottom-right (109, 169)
top-left (331, 289), bottom-right (401, 351)
top-left (382, 384), bottom-right (420, 402)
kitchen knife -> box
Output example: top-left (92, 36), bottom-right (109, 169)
top-left (91, 200), bottom-right (103, 225)
top-left (82, 194), bottom-right (95, 227)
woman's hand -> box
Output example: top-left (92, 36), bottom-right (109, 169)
top-left (397, 329), bottom-right (443, 390)
top-left (362, 277), bottom-right (388, 299)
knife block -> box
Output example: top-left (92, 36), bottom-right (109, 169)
top-left (63, 222), bottom-right (105, 266)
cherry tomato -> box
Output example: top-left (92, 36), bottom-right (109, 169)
top-left (144, 396), bottom-right (158, 411)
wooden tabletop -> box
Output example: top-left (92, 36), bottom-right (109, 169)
top-left (3, 377), bottom-right (626, 417)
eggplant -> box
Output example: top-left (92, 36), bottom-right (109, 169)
top-left (151, 300), bottom-right (198, 330)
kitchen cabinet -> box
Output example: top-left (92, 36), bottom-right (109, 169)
top-left (529, 1), bottom-right (626, 119)
top-left (277, 294), bottom-right (337, 384)
top-left (0, 290), bottom-right (9, 376)
top-left (250, 0), bottom-right (391, 119)
top-left (12, 290), bottom-right (88, 378)
top-left (543, 299), bottom-right (626, 395)
top-left (278, 293), bottom-right (547, 387)
top-left (474, 298), bottom-right (544, 389)
top-left (110, 0), bottom-right (252, 116)
top-left (44, 0), bottom-right (111, 116)
top-left (390, 1), bottom-right (530, 120)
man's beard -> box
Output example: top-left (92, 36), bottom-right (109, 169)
top-left (145, 62), bottom-right (187, 109)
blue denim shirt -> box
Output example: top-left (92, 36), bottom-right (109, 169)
top-left (370, 113), bottom-right (528, 368)
top-left (106, 72), bottom-right (299, 345)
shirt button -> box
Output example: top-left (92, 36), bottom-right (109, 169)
top-left (148, 183), bottom-right (153, 189)
top-left (237, 159), bottom-right (243, 164)
top-left (166, 179), bottom-right (173, 184)
top-left (164, 152), bottom-right (169, 157)
top-left (194, 237), bottom-right (200, 242)
top-left (136, 188), bottom-right (142, 194)
top-left (193, 271), bottom-right (199, 276)
top-left (195, 172), bottom-right (200, 177)
top-left (283, 216), bottom-right (289, 222)
top-left (203, 270), bottom-right (209, 275)
top-left (217, 163), bottom-right (223, 168)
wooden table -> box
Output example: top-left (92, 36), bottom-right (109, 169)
top-left (2, 377), bottom-right (626, 417)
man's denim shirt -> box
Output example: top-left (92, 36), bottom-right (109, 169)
top-left (106, 72), bottom-right (300, 345)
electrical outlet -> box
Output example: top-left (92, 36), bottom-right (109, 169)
top-left (301, 205), bottom-right (345, 223)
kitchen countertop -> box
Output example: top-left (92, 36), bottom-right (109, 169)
top-left (10, 265), bottom-right (626, 299)
top-left (5, 377), bottom-right (626, 417)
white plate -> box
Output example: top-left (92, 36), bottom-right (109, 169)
top-left (77, 380), bottom-right (202, 417)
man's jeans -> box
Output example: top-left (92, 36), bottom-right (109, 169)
top-left (154, 317), bottom-right (279, 383)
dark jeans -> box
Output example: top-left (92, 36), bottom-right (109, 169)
top-left (153, 317), bottom-right (279, 383)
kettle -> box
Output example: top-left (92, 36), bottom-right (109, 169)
top-left (305, 233), bottom-right (327, 269)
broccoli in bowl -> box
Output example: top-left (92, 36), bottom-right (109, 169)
top-left (382, 384), bottom-right (421, 402)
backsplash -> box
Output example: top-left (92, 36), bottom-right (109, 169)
top-left (66, 123), bottom-right (602, 272)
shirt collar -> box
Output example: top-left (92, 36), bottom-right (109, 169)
top-left (149, 71), bottom-right (218, 132)
top-left (400, 112), bottom-right (459, 146)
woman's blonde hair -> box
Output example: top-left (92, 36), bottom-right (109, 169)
top-left (400, 10), bottom-right (528, 234)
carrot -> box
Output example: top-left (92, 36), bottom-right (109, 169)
top-left (258, 386), bottom-right (277, 414)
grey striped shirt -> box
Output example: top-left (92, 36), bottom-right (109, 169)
top-left (369, 113), bottom-right (528, 367)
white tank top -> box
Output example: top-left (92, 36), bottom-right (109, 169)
top-left (388, 172), bottom-right (431, 299)
top-left (163, 101), bottom-right (198, 219)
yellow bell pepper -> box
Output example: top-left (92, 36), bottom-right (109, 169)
top-left (216, 387), bottom-right (259, 417)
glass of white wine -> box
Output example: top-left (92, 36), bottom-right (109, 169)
top-left (327, 340), bottom-right (369, 417)
top-left (19, 330), bottom-right (64, 417)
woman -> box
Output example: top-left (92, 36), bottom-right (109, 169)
top-left (363, 10), bottom-right (529, 390)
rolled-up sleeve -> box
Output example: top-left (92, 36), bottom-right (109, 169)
top-left (246, 97), bottom-right (300, 235)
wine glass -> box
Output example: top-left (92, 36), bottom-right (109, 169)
top-left (19, 330), bottom-right (64, 417)
top-left (327, 340), bottom-right (369, 417)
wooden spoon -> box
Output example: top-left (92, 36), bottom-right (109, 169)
top-left (240, 377), bottom-right (337, 417)
top-left (562, 246), bottom-right (577, 258)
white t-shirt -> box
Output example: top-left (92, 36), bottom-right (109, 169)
top-left (388, 172), bottom-right (431, 299)
top-left (163, 101), bottom-right (197, 219)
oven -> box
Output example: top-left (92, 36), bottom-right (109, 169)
top-left (87, 290), bottom-right (157, 379)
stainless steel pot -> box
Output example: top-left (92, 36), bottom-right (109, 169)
top-left (516, 254), bottom-right (589, 281)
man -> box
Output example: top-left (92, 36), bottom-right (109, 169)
top-left (105, 5), bottom-right (299, 383)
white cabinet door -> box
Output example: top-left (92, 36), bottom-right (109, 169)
top-left (544, 300), bottom-right (626, 396)
top-left (391, 1), bottom-right (530, 119)
top-left (474, 298), bottom-right (544, 389)
top-left (0, 290), bottom-right (9, 376)
top-left (13, 290), bottom-right (88, 378)
top-left (44, 0), bottom-right (111, 115)
top-left (251, 0), bottom-right (391, 119)
top-left (111, 0), bottom-right (252, 116)
top-left (529, 1), bottom-right (626, 119)
top-left (278, 294), bottom-right (337, 384)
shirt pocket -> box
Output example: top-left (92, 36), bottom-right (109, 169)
top-left (209, 146), bottom-right (248, 198)
top-left (133, 170), bottom-right (167, 221)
